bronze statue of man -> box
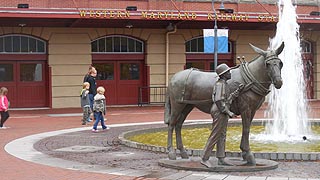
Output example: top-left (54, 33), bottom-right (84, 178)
top-left (201, 63), bottom-right (243, 168)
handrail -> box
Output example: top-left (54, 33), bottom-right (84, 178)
top-left (138, 86), bottom-right (167, 106)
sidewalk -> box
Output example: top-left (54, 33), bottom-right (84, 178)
top-left (1, 104), bottom-right (320, 180)
top-left (1, 106), bottom-right (212, 180)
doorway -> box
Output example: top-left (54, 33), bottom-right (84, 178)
top-left (0, 61), bottom-right (48, 107)
top-left (93, 60), bottom-right (144, 105)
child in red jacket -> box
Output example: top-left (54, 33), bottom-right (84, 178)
top-left (0, 87), bottom-right (10, 129)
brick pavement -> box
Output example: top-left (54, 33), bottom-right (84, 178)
top-left (0, 105), bottom-right (213, 180)
top-left (1, 103), bottom-right (320, 180)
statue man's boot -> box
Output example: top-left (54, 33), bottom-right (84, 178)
top-left (201, 158), bottom-right (215, 168)
top-left (218, 157), bottom-right (234, 166)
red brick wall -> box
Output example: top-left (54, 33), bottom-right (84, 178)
top-left (1, 0), bottom-right (317, 14)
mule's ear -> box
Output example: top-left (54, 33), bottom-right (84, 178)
top-left (249, 43), bottom-right (267, 56)
top-left (275, 42), bottom-right (285, 55)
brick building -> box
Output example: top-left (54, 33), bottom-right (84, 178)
top-left (0, 0), bottom-right (319, 108)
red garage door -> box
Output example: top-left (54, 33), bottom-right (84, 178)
top-left (94, 60), bottom-right (144, 105)
top-left (0, 34), bottom-right (48, 108)
top-left (91, 35), bottom-right (146, 105)
top-left (0, 61), bottom-right (48, 107)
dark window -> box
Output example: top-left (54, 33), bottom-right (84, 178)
top-left (4, 36), bottom-right (12, 52)
top-left (210, 62), bottom-right (223, 71)
top-left (113, 37), bottom-right (121, 52)
top-left (20, 63), bottom-right (42, 82)
top-left (21, 36), bottom-right (28, 52)
top-left (94, 63), bottom-right (114, 80)
top-left (13, 36), bottom-right (21, 52)
top-left (91, 41), bottom-right (98, 52)
top-left (0, 38), bottom-right (3, 52)
top-left (128, 38), bottom-right (135, 52)
top-left (29, 38), bottom-right (37, 53)
top-left (0, 64), bottom-right (13, 82)
top-left (106, 37), bottom-right (112, 52)
top-left (301, 40), bottom-right (311, 53)
top-left (37, 41), bottom-right (45, 52)
top-left (98, 38), bottom-right (106, 52)
top-left (121, 37), bottom-right (128, 52)
top-left (198, 38), bottom-right (204, 52)
top-left (186, 62), bottom-right (205, 70)
top-left (120, 63), bottom-right (139, 80)
top-left (0, 35), bottom-right (46, 54)
top-left (185, 41), bottom-right (190, 52)
top-left (190, 39), bottom-right (198, 52)
top-left (91, 35), bottom-right (144, 53)
top-left (136, 41), bottom-right (142, 52)
top-left (186, 36), bottom-right (231, 53)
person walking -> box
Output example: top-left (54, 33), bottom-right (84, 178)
top-left (92, 86), bottom-right (108, 132)
top-left (84, 66), bottom-right (97, 123)
top-left (83, 65), bottom-right (95, 82)
top-left (0, 87), bottom-right (10, 129)
top-left (80, 82), bottom-right (91, 125)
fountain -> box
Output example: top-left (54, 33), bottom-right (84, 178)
top-left (257, 0), bottom-right (312, 142)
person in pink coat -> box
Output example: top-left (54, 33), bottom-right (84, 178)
top-left (0, 87), bottom-right (10, 129)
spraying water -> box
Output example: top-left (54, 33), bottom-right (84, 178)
top-left (254, 0), bottom-right (312, 142)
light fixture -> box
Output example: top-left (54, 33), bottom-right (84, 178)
top-left (126, 6), bottom-right (137, 11)
top-left (166, 23), bottom-right (175, 32)
top-left (17, 4), bottom-right (29, 8)
top-left (217, 0), bottom-right (234, 13)
top-left (219, 0), bottom-right (225, 10)
top-left (18, 23), bottom-right (26, 27)
top-left (126, 22), bottom-right (133, 28)
top-left (310, 11), bottom-right (320, 16)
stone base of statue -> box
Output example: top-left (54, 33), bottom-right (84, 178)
top-left (158, 157), bottom-right (278, 172)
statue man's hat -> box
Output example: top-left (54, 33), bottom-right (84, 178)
top-left (216, 63), bottom-right (231, 76)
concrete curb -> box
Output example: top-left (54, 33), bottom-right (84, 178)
top-left (119, 121), bottom-right (320, 161)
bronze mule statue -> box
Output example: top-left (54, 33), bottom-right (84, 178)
top-left (164, 42), bottom-right (284, 165)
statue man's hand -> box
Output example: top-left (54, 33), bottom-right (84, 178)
top-left (228, 111), bottom-right (236, 118)
top-left (234, 84), bottom-right (244, 97)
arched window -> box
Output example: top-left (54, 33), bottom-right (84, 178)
top-left (185, 37), bottom-right (232, 53)
top-left (0, 34), bottom-right (46, 54)
top-left (91, 35), bottom-right (144, 53)
top-left (301, 40), bottom-right (312, 53)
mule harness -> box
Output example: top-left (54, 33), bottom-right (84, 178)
top-left (178, 62), bottom-right (271, 104)
top-left (239, 62), bottom-right (270, 96)
top-left (178, 68), bottom-right (213, 104)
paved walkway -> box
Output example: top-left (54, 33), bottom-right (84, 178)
top-left (1, 104), bottom-right (320, 180)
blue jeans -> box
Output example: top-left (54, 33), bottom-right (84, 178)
top-left (88, 94), bottom-right (94, 121)
top-left (93, 111), bottom-right (107, 130)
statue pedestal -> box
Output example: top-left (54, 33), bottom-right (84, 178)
top-left (158, 157), bottom-right (278, 172)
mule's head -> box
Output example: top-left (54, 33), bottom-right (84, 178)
top-left (250, 42), bottom-right (284, 89)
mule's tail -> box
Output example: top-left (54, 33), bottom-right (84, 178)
top-left (164, 91), bottom-right (171, 124)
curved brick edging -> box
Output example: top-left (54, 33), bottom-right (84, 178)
top-left (119, 120), bottom-right (320, 161)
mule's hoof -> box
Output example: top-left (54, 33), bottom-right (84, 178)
top-left (246, 159), bottom-right (256, 166)
top-left (244, 162), bottom-right (256, 166)
top-left (241, 151), bottom-right (247, 160)
top-left (242, 151), bottom-right (256, 166)
top-left (168, 152), bottom-right (177, 160)
top-left (180, 151), bottom-right (189, 159)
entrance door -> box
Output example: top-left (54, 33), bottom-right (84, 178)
top-left (91, 35), bottom-right (145, 105)
top-left (302, 54), bottom-right (314, 99)
top-left (0, 61), bottom-right (47, 107)
top-left (94, 61), bottom-right (143, 105)
top-left (301, 40), bottom-right (314, 99)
